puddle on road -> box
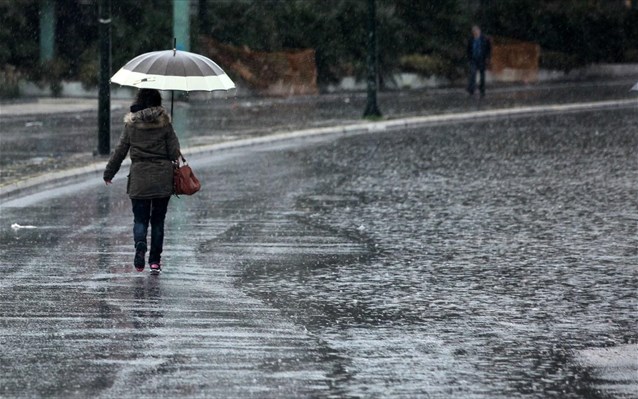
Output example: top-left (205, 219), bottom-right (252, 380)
top-left (1, 107), bottom-right (637, 398)
top-left (230, 109), bottom-right (638, 398)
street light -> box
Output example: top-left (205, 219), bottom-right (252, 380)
top-left (97, 0), bottom-right (111, 156)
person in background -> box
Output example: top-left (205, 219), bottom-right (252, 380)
top-left (466, 25), bottom-right (492, 98)
top-left (103, 89), bottom-right (181, 274)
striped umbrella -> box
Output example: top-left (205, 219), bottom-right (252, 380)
top-left (111, 46), bottom-right (235, 116)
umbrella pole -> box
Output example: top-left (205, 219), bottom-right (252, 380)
top-left (171, 38), bottom-right (176, 120)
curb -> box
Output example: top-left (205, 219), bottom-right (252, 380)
top-left (1, 98), bottom-right (635, 204)
top-left (0, 99), bottom-right (128, 118)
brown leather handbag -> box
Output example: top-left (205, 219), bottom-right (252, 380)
top-left (173, 155), bottom-right (201, 196)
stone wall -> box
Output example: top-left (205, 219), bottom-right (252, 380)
top-left (199, 37), bottom-right (318, 97)
top-left (490, 38), bottom-right (541, 83)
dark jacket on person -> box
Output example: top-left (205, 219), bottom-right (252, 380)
top-left (466, 34), bottom-right (492, 66)
top-left (104, 106), bottom-right (181, 199)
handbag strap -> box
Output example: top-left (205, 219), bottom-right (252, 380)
top-left (171, 152), bottom-right (187, 166)
top-left (166, 134), bottom-right (185, 163)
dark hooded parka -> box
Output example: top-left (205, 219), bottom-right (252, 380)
top-left (104, 106), bottom-right (181, 199)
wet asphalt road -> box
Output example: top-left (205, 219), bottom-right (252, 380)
top-left (1, 105), bottom-right (638, 398)
top-left (1, 79), bottom-right (635, 186)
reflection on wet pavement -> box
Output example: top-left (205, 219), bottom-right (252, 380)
top-left (1, 80), bottom-right (634, 185)
top-left (0, 191), bottom-right (339, 397)
top-left (212, 108), bottom-right (637, 397)
top-left (0, 106), bottom-right (637, 397)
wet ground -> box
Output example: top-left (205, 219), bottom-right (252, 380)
top-left (0, 79), bottom-right (635, 186)
top-left (1, 104), bottom-right (637, 397)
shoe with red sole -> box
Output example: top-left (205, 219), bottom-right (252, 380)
top-left (149, 263), bottom-right (161, 275)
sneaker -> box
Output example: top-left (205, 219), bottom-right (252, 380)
top-left (149, 262), bottom-right (161, 275)
top-left (134, 242), bottom-right (146, 272)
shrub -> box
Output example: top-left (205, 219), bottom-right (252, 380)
top-left (539, 51), bottom-right (583, 73)
top-left (0, 65), bottom-right (21, 98)
top-left (31, 58), bottom-right (69, 97)
top-left (481, 1), bottom-right (635, 66)
top-left (78, 46), bottom-right (99, 89)
top-left (623, 49), bottom-right (638, 63)
top-left (399, 54), bottom-right (451, 78)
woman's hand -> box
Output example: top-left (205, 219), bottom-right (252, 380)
top-left (104, 179), bottom-right (112, 185)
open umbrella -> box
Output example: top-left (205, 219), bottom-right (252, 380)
top-left (111, 43), bottom-right (235, 117)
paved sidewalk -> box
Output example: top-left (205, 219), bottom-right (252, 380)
top-left (0, 98), bottom-right (130, 116)
top-left (0, 79), bottom-right (636, 199)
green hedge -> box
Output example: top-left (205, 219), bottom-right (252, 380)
top-left (539, 51), bottom-right (584, 73)
top-left (0, 0), bottom-right (637, 97)
top-left (480, 0), bottom-right (637, 64)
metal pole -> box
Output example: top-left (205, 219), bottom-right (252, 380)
top-left (39, 0), bottom-right (55, 63)
top-left (363, 0), bottom-right (381, 118)
top-left (97, 0), bottom-right (111, 156)
top-left (173, 0), bottom-right (190, 51)
top-left (171, 38), bottom-right (176, 119)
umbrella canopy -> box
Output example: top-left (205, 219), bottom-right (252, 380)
top-left (111, 49), bottom-right (235, 92)
top-left (632, 82), bottom-right (638, 91)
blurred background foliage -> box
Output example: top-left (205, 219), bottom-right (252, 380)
top-left (197, 0), bottom-right (470, 83)
top-left (479, 0), bottom-right (638, 70)
top-left (0, 0), bottom-right (636, 93)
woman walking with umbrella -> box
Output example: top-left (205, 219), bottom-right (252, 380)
top-left (103, 88), bottom-right (181, 274)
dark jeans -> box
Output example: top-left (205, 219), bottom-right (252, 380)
top-left (132, 197), bottom-right (170, 264)
top-left (467, 61), bottom-right (486, 96)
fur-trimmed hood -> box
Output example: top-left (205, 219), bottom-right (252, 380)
top-left (105, 104), bottom-right (181, 199)
top-left (124, 106), bottom-right (171, 128)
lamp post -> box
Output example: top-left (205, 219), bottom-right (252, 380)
top-left (363, 0), bottom-right (381, 118)
top-left (97, 0), bottom-right (111, 156)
